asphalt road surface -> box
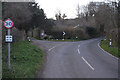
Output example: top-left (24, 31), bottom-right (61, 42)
top-left (32, 38), bottom-right (118, 78)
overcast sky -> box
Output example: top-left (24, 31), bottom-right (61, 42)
top-left (35, 0), bottom-right (106, 19)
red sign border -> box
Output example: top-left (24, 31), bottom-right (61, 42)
top-left (4, 19), bottom-right (13, 29)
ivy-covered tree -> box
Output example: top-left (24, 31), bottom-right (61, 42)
top-left (2, 2), bottom-right (46, 37)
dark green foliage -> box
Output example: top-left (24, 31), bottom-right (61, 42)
top-left (86, 27), bottom-right (98, 38)
top-left (2, 2), bottom-right (46, 37)
top-left (44, 19), bottom-right (55, 35)
top-left (30, 2), bottom-right (46, 29)
top-left (0, 2), bottom-right (1, 20)
top-left (50, 30), bottom-right (63, 39)
top-left (100, 24), bottom-right (104, 33)
top-left (118, 1), bottom-right (120, 28)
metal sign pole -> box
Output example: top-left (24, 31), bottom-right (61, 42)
top-left (8, 29), bottom-right (11, 70)
top-left (4, 19), bottom-right (13, 70)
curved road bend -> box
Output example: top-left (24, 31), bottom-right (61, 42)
top-left (32, 38), bottom-right (118, 78)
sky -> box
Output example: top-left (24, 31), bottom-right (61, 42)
top-left (35, 0), bottom-right (106, 19)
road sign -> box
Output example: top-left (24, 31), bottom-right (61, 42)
top-left (4, 19), bottom-right (13, 29)
top-left (5, 35), bottom-right (12, 42)
top-left (4, 18), bottom-right (14, 70)
top-left (62, 31), bottom-right (66, 40)
top-left (63, 31), bottom-right (66, 35)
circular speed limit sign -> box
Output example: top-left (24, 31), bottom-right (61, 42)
top-left (4, 19), bottom-right (13, 29)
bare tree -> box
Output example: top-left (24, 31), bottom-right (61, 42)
top-left (55, 10), bottom-right (62, 21)
top-left (76, 4), bottom-right (81, 18)
top-left (83, 5), bottom-right (89, 21)
top-left (62, 13), bottom-right (67, 20)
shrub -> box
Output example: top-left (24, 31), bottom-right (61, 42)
top-left (86, 27), bottom-right (98, 38)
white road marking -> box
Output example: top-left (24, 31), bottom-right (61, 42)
top-left (98, 42), bottom-right (118, 60)
top-left (82, 57), bottom-right (95, 70)
top-left (78, 45), bottom-right (80, 54)
top-left (48, 42), bottom-right (67, 51)
top-left (48, 46), bottom-right (56, 51)
top-left (77, 49), bottom-right (80, 54)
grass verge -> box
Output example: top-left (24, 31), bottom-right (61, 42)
top-left (100, 39), bottom-right (120, 58)
top-left (37, 39), bottom-right (82, 42)
top-left (47, 39), bottom-right (81, 42)
top-left (2, 41), bottom-right (44, 78)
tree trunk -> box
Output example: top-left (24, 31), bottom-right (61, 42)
top-left (21, 29), bottom-right (25, 41)
top-left (25, 30), bottom-right (28, 38)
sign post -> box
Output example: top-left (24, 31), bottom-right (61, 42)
top-left (109, 39), bottom-right (112, 47)
top-left (4, 19), bottom-right (13, 70)
top-left (8, 29), bottom-right (11, 70)
top-left (62, 31), bottom-right (66, 40)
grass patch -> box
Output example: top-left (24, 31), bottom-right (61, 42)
top-left (2, 41), bottom-right (45, 78)
top-left (100, 39), bottom-right (120, 57)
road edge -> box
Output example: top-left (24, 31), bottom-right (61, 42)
top-left (98, 42), bottom-right (118, 60)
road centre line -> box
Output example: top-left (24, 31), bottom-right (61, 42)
top-left (82, 57), bottom-right (95, 70)
top-left (77, 49), bottom-right (80, 54)
top-left (77, 45), bottom-right (80, 54)
top-left (48, 43), bottom-right (67, 51)
top-left (98, 42), bottom-right (118, 60)
top-left (48, 46), bottom-right (56, 51)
